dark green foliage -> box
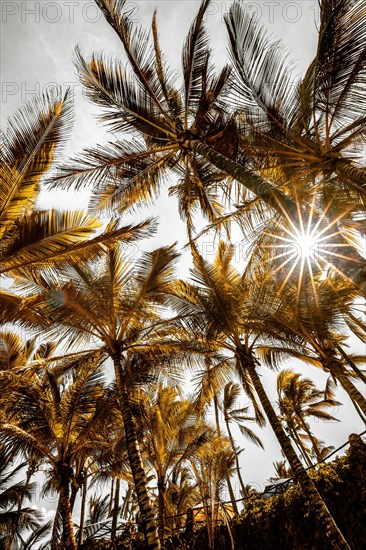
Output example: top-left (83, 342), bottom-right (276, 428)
top-left (82, 437), bottom-right (365, 549)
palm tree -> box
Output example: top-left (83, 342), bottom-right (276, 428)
top-left (225, 1), bottom-right (366, 193)
top-left (27, 243), bottom-right (196, 550)
top-left (143, 385), bottom-right (208, 547)
top-left (167, 241), bottom-right (351, 549)
top-left (277, 369), bottom-right (341, 464)
top-left (190, 433), bottom-right (236, 550)
top-left (0, 88), bottom-right (158, 326)
top-left (0, 445), bottom-right (43, 550)
top-left (0, 360), bottom-right (116, 550)
top-left (265, 276), bottom-right (366, 417)
top-left (48, 0), bottom-right (366, 286)
top-left (220, 382), bottom-right (263, 497)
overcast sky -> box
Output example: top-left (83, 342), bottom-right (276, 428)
top-left (1, 0), bottom-right (365, 516)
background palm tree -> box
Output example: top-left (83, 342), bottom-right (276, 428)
top-left (220, 382), bottom-right (263, 497)
top-left (277, 369), bottom-right (341, 464)
top-left (143, 385), bottom-right (208, 547)
top-left (48, 0), bottom-right (366, 287)
top-left (0, 360), bottom-right (116, 550)
top-left (168, 241), bottom-right (351, 549)
top-left (27, 242), bottom-right (197, 550)
top-left (0, 445), bottom-right (42, 550)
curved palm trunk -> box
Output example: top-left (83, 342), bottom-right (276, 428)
top-left (336, 344), bottom-right (366, 385)
top-left (240, 355), bottom-right (351, 550)
top-left (336, 160), bottom-right (366, 188)
top-left (59, 478), bottom-right (77, 550)
top-left (113, 356), bottom-right (161, 550)
top-left (193, 140), bottom-right (366, 289)
top-left (224, 416), bottom-right (249, 498)
top-left (328, 361), bottom-right (366, 417)
top-left (51, 498), bottom-right (61, 550)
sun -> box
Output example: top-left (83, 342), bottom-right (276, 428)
top-left (259, 193), bottom-right (358, 303)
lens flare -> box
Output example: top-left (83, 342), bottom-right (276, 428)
top-left (259, 193), bottom-right (359, 304)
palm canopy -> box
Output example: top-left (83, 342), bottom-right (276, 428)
top-left (277, 369), bottom-right (341, 462)
top-left (0, 87), bottom-right (162, 327)
top-left (226, 0), bottom-right (366, 190)
top-left (166, 241), bottom-right (305, 423)
top-left (48, 0), bottom-right (235, 237)
top-left (47, 0), bottom-right (366, 288)
top-left (28, 242), bottom-right (194, 373)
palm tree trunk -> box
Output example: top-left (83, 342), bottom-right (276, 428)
top-left (214, 395), bottom-right (239, 513)
top-left (109, 478), bottom-right (115, 517)
top-left (335, 344), bottom-right (366, 385)
top-left (193, 140), bottom-right (297, 216)
top-left (225, 416), bottom-right (249, 498)
top-left (111, 477), bottom-right (120, 539)
top-left (157, 477), bottom-right (166, 549)
top-left (121, 483), bottom-right (132, 520)
top-left (193, 140), bottom-right (366, 288)
top-left (59, 477), bottom-right (77, 550)
top-left (287, 422), bottom-right (314, 467)
top-left (241, 356), bottom-right (351, 550)
top-left (328, 361), bottom-right (366, 416)
top-left (297, 417), bottom-right (322, 462)
top-left (78, 475), bottom-right (88, 547)
top-left (113, 355), bottom-right (161, 550)
top-left (51, 497), bottom-right (61, 550)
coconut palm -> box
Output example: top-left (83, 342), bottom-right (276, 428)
top-left (226, 0), bottom-right (366, 192)
top-left (221, 0), bottom-right (366, 287)
top-left (277, 370), bottom-right (341, 464)
top-left (0, 88), bottom-right (160, 331)
top-left (25, 242), bottom-right (197, 550)
top-left (142, 385), bottom-right (208, 547)
top-left (167, 241), bottom-right (351, 548)
top-left (220, 382), bottom-right (263, 497)
top-left (48, 0), bottom-right (366, 287)
top-left (0, 445), bottom-right (43, 550)
top-left (264, 274), bottom-right (366, 417)
top-left (0, 359), bottom-right (117, 550)
top-left (190, 351), bottom-right (244, 512)
top-left (190, 433), bottom-right (236, 550)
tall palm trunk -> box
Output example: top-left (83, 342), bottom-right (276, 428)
top-left (224, 415), bottom-right (249, 498)
top-left (111, 477), bottom-right (120, 539)
top-left (113, 355), bottom-right (161, 550)
top-left (109, 478), bottom-right (115, 517)
top-left (59, 477), bottom-right (77, 550)
top-left (287, 421), bottom-right (314, 467)
top-left (121, 483), bottom-right (132, 520)
top-left (336, 344), bottom-right (366, 385)
top-left (328, 361), bottom-right (366, 416)
top-left (51, 498), bottom-right (61, 550)
top-left (240, 354), bottom-right (351, 550)
top-left (157, 477), bottom-right (166, 549)
top-left (78, 475), bottom-right (88, 546)
top-left (193, 140), bottom-right (366, 288)
top-left (297, 416), bottom-right (322, 462)
top-left (214, 395), bottom-right (239, 512)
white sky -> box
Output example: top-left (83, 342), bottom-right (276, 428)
top-left (1, 0), bottom-right (365, 521)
